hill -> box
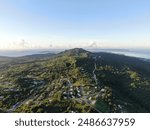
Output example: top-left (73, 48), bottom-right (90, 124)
top-left (0, 53), bottom-right (54, 68)
top-left (58, 48), bottom-right (90, 56)
top-left (0, 48), bottom-right (150, 113)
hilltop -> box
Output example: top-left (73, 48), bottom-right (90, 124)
top-left (0, 48), bottom-right (150, 113)
top-left (58, 48), bottom-right (90, 56)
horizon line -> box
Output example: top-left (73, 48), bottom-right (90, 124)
top-left (0, 46), bottom-right (150, 51)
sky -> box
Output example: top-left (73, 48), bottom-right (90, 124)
top-left (0, 0), bottom-right (150, 50)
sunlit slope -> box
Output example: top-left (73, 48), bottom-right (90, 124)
top-left (0, 48), bottom-right (150, 113)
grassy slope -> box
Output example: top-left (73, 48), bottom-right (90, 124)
top-left (0, 49), bottom-right (150, 113)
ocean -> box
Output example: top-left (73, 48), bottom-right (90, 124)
top-left (0, 49), bottom-right (150, 59)
top-left (106, 49), bottom-right (150, 59)
top-left (89, 48), bottom-right (150, 59)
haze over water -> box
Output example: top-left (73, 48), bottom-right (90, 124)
top-left (0, 48), bottom-right (150, 59)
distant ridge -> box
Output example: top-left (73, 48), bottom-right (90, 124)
top-left (20, 53), bottom-right (54, 59)
top-left (0, 56), bottom-right (14, 61)
top-left (58, 48), bottom-right (90, 56)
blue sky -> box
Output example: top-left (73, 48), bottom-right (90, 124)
top-left (0, 0), bottom-right (150, 50)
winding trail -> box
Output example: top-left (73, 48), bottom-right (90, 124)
top-left (93, 63), bottom-right (98, 85)
top-left (93, 57), bottom-right (98, 85)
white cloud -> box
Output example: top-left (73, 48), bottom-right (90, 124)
top-left (12, 39), bottom-right (28, 49)
top-left (0, 38), bottom-right (150, 50)
top-left (88, 41), bottom-right (98, 48)
top-left (0, 39), bottom-right (52, 50)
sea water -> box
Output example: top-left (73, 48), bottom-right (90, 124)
top-left (0, 49), bottom-right (150, 59)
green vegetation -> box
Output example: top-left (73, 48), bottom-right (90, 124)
top-left (0, 48), bottom-right (150, 113)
